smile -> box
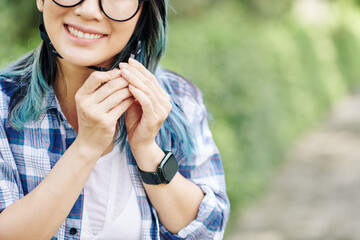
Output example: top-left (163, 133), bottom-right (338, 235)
top-left (66, 25), bottom-right (105, 40)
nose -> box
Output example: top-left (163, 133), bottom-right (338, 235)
top-left (73, 0), bottom-right (104, 21)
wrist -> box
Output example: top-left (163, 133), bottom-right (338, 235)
top-left (138, 151), bottom-right (179, 185)
top-left (132, 143), bottom-right (165, 172)
top-left (71, 139), bottom-right (103, 162)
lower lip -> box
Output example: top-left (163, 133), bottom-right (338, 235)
top-left (64, 25), bottom-right (106, 45)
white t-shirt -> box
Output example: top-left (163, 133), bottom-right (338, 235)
top-left (80, 145), bottom-right (142, 240)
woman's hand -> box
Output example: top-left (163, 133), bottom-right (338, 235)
top-left (120, 59), bottom-right (172, 170)
top-left (74, 69), bottom-right (134, 157)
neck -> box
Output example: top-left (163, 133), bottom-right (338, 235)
top-left (54, 59), bottom-right (93, 132)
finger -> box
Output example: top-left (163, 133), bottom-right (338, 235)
top-left (128, 58), bottom-right (170, 100)
top-left (121, 64), bottom-right (163, 99)
top-left (99, 88), bottom-right (133, 112)
top-left (107, 97), bottom-right (135, 123)
top-left (120, 65), bottom-right (162, 110)
top-left (79, 69), bottom-right (122, 95)
top-left (128, 84), bottom-right (155, 119)
top-left (128, 84), bottom-right (170, 126)
top-left (127, 58), bottom-right (160, 88)
top-left (92, 77), bottom-right (129, 103)
top-left (119, 63), bottom-right (149, 92)
top-left (124, 100), bottom-right (141, 126)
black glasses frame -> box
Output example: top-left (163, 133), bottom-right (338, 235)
top-left (52, 0), bottom-right (146, 22)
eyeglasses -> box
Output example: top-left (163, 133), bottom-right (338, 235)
top-left (52, 0), bottom-right (146, 22)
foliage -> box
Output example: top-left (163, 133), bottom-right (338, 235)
top-left (0, 0), bottom-right (40, 66)
top-left (2, 0), bottom-right (360, 238)
top-left (236, 0), bottom-right (293, 17)
top-left (161, 0), bottom-right (360, 235)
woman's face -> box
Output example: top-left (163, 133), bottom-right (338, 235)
top-left (36, 0), bottom-right (141, 68)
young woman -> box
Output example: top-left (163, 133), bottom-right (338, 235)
top-left (0, 0), bottom-right (229, 239)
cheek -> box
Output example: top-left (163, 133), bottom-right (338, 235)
top-left (42, 5), bottom-right (67, 34)
top-left (108, 17), bottom-right (139, 53)
top-left (110, 25), bottom-right (136, 48)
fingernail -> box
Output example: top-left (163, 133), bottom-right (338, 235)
top-left (129, 58), bottom-right (137, 65)
top-left (122, 68), bottom-right (130, 76)
top-left (119, 63), bottom-right (128, 69)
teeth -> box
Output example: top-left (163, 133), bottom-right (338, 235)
top-left (67, 26), bottom-right (103, 40)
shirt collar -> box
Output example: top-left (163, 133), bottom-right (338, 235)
top-left (43, 86), bottom-right (66, 122)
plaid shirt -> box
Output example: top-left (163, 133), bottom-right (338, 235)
top-left (0, 68), bottom-right (229, 239)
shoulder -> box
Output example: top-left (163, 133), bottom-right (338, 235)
top-left (156, 68), bottom-right (208, 123)
top-left (0, 75), bottom-right (18, 118)
top-left (0, 73), bottom-right (29, 121)
top-left (0, 75), bottom-right (18, 98)
top-left (156, 68), bottom-right (202, 104)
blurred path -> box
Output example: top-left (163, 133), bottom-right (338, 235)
top-left (228, 93), bottom-right (360, 240)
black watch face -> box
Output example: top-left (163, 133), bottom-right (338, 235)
top-left (161, 154), bottom-right (178, 182)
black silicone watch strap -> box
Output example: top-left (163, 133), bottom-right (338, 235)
top-left (137, 151), bottom-right (177, 185)
top-left (138, 168), bottom-right (165, 185)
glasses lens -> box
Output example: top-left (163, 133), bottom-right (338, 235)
top-left (102, 0), bottom-right (139, 21)
top-left (53, 0), bottom-right (140, 21)
top-left (53, 0), bottom-right (81, 6)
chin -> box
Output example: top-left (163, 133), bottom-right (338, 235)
top-left (62, 53), bottom-right (112, 68)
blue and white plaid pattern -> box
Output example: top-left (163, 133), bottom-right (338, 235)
top-left (0, 69), bottom-right (229, 239)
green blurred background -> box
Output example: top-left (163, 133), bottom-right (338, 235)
top-left (2, 0), bottom-right (360, 238)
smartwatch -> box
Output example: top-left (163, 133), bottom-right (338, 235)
top-left (138, 151), bottom-right (178, 185)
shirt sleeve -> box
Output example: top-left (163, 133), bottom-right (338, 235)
top-left (160, 85), bottom-right (230, 239)
top-left (0, 83), bottom-right (23, 213)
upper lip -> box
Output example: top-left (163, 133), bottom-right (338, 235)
top-left (65, 23), bottom-right (107, 35)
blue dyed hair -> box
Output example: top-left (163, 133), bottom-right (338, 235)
top-left (0, 0), bottom-right (196, 160)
